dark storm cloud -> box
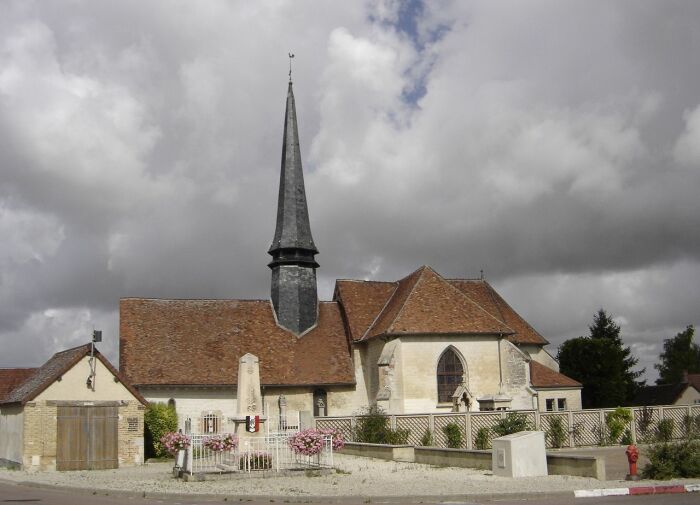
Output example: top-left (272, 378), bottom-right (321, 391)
top-left (1, 1), bottom-right (699, 384)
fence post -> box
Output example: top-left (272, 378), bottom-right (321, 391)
top-left (465, 412), bottom-right (472, 450)
top-left (534, 409), bottom-right (541, 431)
top-left (630, 408), bottom-right (637, 444)
top-left (599, 410), bottom-right (606, 445)
top-left (391, 414), bottom-right (396, 431)
top-left (567, 410), bottom-right (574, 448)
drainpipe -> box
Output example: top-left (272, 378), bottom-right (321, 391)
top-left (497, 333), bottom-right (504, 394)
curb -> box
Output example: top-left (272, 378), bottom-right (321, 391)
top-left (574, 483), bottom-right (700, 498)
top-left (0, 478), bottom-right (572, 503)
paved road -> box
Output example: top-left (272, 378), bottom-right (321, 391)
top-left (1, 482), bottom-right (697, 505)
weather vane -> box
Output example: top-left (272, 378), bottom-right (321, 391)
top-left (288, 52), bottom-right (295, 82)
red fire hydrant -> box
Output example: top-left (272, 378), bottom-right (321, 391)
top-left (625, 444), bottom-right (640, 481)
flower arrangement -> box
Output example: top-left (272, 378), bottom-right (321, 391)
top-left (318, 427), bottom-right (345, 451)
top-left (239, 451), bottom-right (273, 470)
top-left (203, 433), bottom-right (239, 452)
top-left (288, 428), bottom-right (326, 456)
top-left (159, 432), bottom-right (191, 455)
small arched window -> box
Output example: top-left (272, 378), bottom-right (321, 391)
top-left (437, 348), bottom-right (464, 403)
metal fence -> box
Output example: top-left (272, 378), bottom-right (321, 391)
top-left (316, 404), bottom-right (700, 450)
top-left (184, 433), bottom-right (334, 475)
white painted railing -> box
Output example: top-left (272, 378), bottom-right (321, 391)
top-left (185, 433), bottom-right (333, 475)
top-left (265, 407), bottom-right (301, 435)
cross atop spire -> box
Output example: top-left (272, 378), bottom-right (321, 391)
top-left (288, 52), bottom-right (295, 82)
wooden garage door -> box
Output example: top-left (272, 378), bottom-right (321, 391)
top-left (56, 406), bottom-right (118, 471)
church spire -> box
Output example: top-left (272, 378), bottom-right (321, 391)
top-left (268, 80), bottom-right (319, 335)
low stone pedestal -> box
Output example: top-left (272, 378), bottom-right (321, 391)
top-left (492, 430), bottom-right (547, 478)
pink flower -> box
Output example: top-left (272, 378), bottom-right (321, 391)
top-left (159, 432), bottom-right (191, 455)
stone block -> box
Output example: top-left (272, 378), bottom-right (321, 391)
top-left (492, 430), bottom-right (547, 478)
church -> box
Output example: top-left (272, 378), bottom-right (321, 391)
top-left (119, 79), bottom-right (581, 433)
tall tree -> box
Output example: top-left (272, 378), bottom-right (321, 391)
top-left (558, 309), bottom-right (644, 408)
top-left (655, 325), bottom-right (700, 385)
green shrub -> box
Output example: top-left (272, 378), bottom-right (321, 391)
top-left (682, 414), bottom-right (700, 439)
top-left (144, 403), bottom-right (178, 458)
top-left (492, 413), bottom-right (531, 437)
top-left (420, 428), bottom-right (434, 447)
top-left (605, 408), bottom-right (633, 444)
top-left (641, 440), bottom-right (700, 479)
top-left (546, 417), bottom-right (568, 448)
top-left (636, 406), bottom-right (656, 443)
top-left (442, 422), bottom-right (463, 448)
top-left (474, 427), bottom-right (491, 450)
top-left (570, 422), bottom-right (584, 446)
top-left (352, 406), bottom-right (410, 445)
top-left (239, 451), bottom-right (273, 470)
top-left (656, 418), bottom-right (675, 442)
top-left (621, 429), bottom-right (633, 445)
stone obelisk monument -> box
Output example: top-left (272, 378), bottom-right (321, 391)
top-left (234, 353), bottom-right (265, 438)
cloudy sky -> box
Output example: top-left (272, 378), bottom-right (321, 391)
top-left (1, 1), bottom-right (699, 383)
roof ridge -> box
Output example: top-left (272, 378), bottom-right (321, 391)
top-left (385, 266), bottom-right (430, 334)
top-left (360, 281), bottom-right (400, 340)
top-left (438, 274), bottom-right (515, 334)
top-left (483, 282), bottom-right (549, 345)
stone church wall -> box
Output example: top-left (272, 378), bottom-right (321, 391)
top-left (142, 387), bottom-right (236, 433)
top-left (520, 344), bottom-right (560, 372)
top-left (396, 336), bottom-right (504, 413)
top-left (500, 340), bottom-right (536, 410)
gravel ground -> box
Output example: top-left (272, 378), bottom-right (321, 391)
top-left (0, 454), bottom-right (696, 498)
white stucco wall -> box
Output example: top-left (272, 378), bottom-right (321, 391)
top-left (535, 388), bottom-right (582, 411)
top-left (520, 345), bottom-right (560, 372)
top-left (394, 335), bottom-right (510, 413)
top-left (34, 356), bottom-right (137, 403)
top-left (0, 405), bottom-right (23, 466)
top-left (142, 387), bottom-right (236, 432)
top-left (675, 385), bottom-right (700, 405)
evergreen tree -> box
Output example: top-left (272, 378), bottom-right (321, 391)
top-left (558, 309), bottom-right (644, 408)
top-left (655, 325), bottom-right (699, 385)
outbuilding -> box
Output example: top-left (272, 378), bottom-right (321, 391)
top-left (0, 343), bottom-right (147, 470)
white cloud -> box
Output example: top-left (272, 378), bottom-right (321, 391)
top-left (674, 103), bottom-right (700, 165)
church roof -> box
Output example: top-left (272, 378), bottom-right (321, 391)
top-left (335, 266), bottom-right (550, 344)
top-left (0, 368), bottom-right (37, 401)
top-left (0, 344), bottom-right (147, 406)
top-left (529, 360), bottom-right (582, 389)
top-left (119, 299), bottom-right (354, 387)
top-left (449, 279), bottom-right (549, 345)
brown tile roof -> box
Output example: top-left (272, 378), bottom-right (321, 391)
top-left (449, 280), bottom-right (549, 345)
top-left (335, 266), bottom-right (517, 342)
top-left (334, 280), bottom-right (395, 341)
top-left (0, 368), bottom-right (37, 401)
top-left (0, 344), bottom-right (147, 406)
top-left (530, 360), bottom-right (582, 388)
top-left (119, 299), bottom-right (355, 387)
top-left (366, 266), bottom-right (514, 339)
top-left (687, 374), bottom-right (700, 390)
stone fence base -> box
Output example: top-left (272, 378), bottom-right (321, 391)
top-left (340, 442), bottom-right (605, 480)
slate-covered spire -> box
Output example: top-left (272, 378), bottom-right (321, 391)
top-left (268, 80), bottom-right (319, 335)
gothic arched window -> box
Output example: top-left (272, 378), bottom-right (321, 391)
top-left (437, 348), bottom-right (464, 403)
